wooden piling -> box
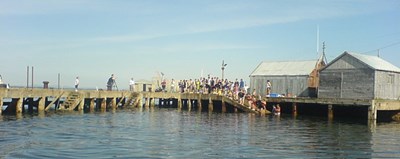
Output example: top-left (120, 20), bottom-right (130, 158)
top-left (188, 99), bottom-right (192, 111)
top-left (292, 103), bottom-right (297, 116)
top-left (197, 97), bottom-right (202, 112)
top-left (38, 97), bottom-right (45, 113)
top-left (16, 97), bottom-right (23, 114)
top-left (208, 97), bottom-right (213, 112)
top-left (178, 97), bottom-right (182, 109)
top-left (151, 98), bottom-right (155, 107)
top-left (78, 98), bottom-right (84, 111)
top-left (145, 98), bottom-right (150, 107)
top-left (328, 104), bottom-right (333, 120)
top-left (111, 97), bottom-right (117, 109)
top-left (89, 98), bottom-right (95, 112)
top-left (101, 98), bottom-right (106, 110)
top-left (368, 100), bottom-right (377, 120)
top-left (221, 98), bottom-right (226, 113)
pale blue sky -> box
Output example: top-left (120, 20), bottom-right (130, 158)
top-left (1, 0), bottom-right (399, 89)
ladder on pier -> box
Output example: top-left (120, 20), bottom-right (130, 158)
top-left (123, 92), bottom-right (140, 107)
top-left (61, 92), bottom-right (83, 111)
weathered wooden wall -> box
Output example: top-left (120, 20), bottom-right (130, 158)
top-left (250, 75), bottom-right (310, 97)
top-left (319, 69), bottom-right (374, 99)
top-left (375, 71), bottom-right (400, 100)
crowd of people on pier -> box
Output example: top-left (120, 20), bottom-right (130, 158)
top-left (152, 75), bottom-right (273, 112)
top-left (68, 73), bottom-right (278, 113)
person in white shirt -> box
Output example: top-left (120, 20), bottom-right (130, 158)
top-left (75, 76), bottom-right (79, 91)
top-left (129, 78), bottom-right (135, 91)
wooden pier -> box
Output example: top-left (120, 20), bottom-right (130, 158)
top-left (1, 88), bottom-right (400, 122)
top-left (0, 88), bottom-right (259, 115)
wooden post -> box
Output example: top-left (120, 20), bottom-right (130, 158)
top-left (16, 97), bottom-right (23, 114)
top-left (151, 98), bottom-right (155, 107)
top-left (145, 98), bottom-right (150, 107)
top-left (111, 97), bottom-right (117, 109)
top-left (178, 97), bottom-right (182, 109)
top-left (138, 97), bottom-right (143, 107)
top-left (197, 97), bottom-right (202, 112)
top-left (292, 103), bottom-right (297, 116)
top-left (188, 99), bottom-right (192, 111)
top-left (38, 97), bottom-right (45, 113)
top-left (208, 97), bottom-right (213, 112)
top-left (78, 98), bottom-right (84, 111)
top-left (89, 98), bottom-right (95, 112)
top-left (0, 97), bottom-right (2, 115)
top-left (221, 98), bottom-right (226, 113)
top-left (101, 98), bottom-right (106, 110)
top-left (328, 104), bottom-right (333, 120)
top-left (368, 100), bottom-right (377, 120)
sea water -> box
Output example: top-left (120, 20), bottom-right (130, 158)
top-left (1, 108), bottom-right (400, 158)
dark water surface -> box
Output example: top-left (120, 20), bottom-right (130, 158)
top-left (1, 108), bottom-right (400, 158)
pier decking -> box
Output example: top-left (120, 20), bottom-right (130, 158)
top-left (1, 88), bottom-right (400, 122)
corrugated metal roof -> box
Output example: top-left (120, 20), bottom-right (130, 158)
top-left (250, 60), bottom-right (317, 76)
top-left (347, 52), bottom-right (400, 73)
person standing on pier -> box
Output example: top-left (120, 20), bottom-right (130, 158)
top-left (266, 80), bottom-right (272, 95)
top-left (74, 76), bottom-right (79, 92)
top-left (129, 78), bottom-right (135, 92)
top-left (107, 74), bottom-right (115, 91)
top-left (170, 79), bottom-right (175, 93)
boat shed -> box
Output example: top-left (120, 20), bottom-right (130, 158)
top-left (250, 58), bottom-right (325, 97)
top-left (318, 51), bottom-right (400, 100)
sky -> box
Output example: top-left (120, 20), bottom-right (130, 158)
top-left (1, 0), bottom-right (399, 90)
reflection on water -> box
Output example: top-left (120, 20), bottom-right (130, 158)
top-left (1, 108), bottom-right (400, 158)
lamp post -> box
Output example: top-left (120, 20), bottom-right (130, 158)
top-left (221, 60), bottom-right (227, 80)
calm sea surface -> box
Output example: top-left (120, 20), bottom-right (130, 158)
top-left (1, 108), bottom-right (400, 158)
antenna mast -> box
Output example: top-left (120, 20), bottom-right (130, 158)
top-left (317, 25), bottom-right (320, 56)
top-left (322, 42), bottom-right (327, 63)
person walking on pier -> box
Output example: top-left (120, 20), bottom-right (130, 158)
top-left (75, 76), bottom-right (80, 91)
top-left (129, 78), bottom-right (135, 92)
top-left (107, 74), bottom-right (115, 91)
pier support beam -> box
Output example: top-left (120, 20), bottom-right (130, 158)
top-left (16, 98), bottom-right (23, 114)
top-left (221, 98), bottom-right (226, 113)
top-left (138, 97), bottom-right (143, 107)
top-left (368, 101), bottom-right (377, 120)
top-left (188, 99), bottom-right (192, 111)
top-left (38, 97), bottom-right (45, 113)
top-left (178, 97), bottom-right (182, 109)
top-left (328, 104), bottom-right (334, 120)
top-left (78, 98), bottom-right (84, 111)
top-left (197, 98), bottom-right (202, 112)
top-left (101, 98), bottom-right (106, 110)
top-left (145, 98), bottom-right (150, 107)
top-left (89, 98), bottom-right (95, 112)
top-left (208, 98), bottom-right (213, 112)
top-left (151, 98), bottom-right (155, 107)
top-left (111, 97), bottom-right (117, 109)
top-left (292, 103), bottom-right (297, 116)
